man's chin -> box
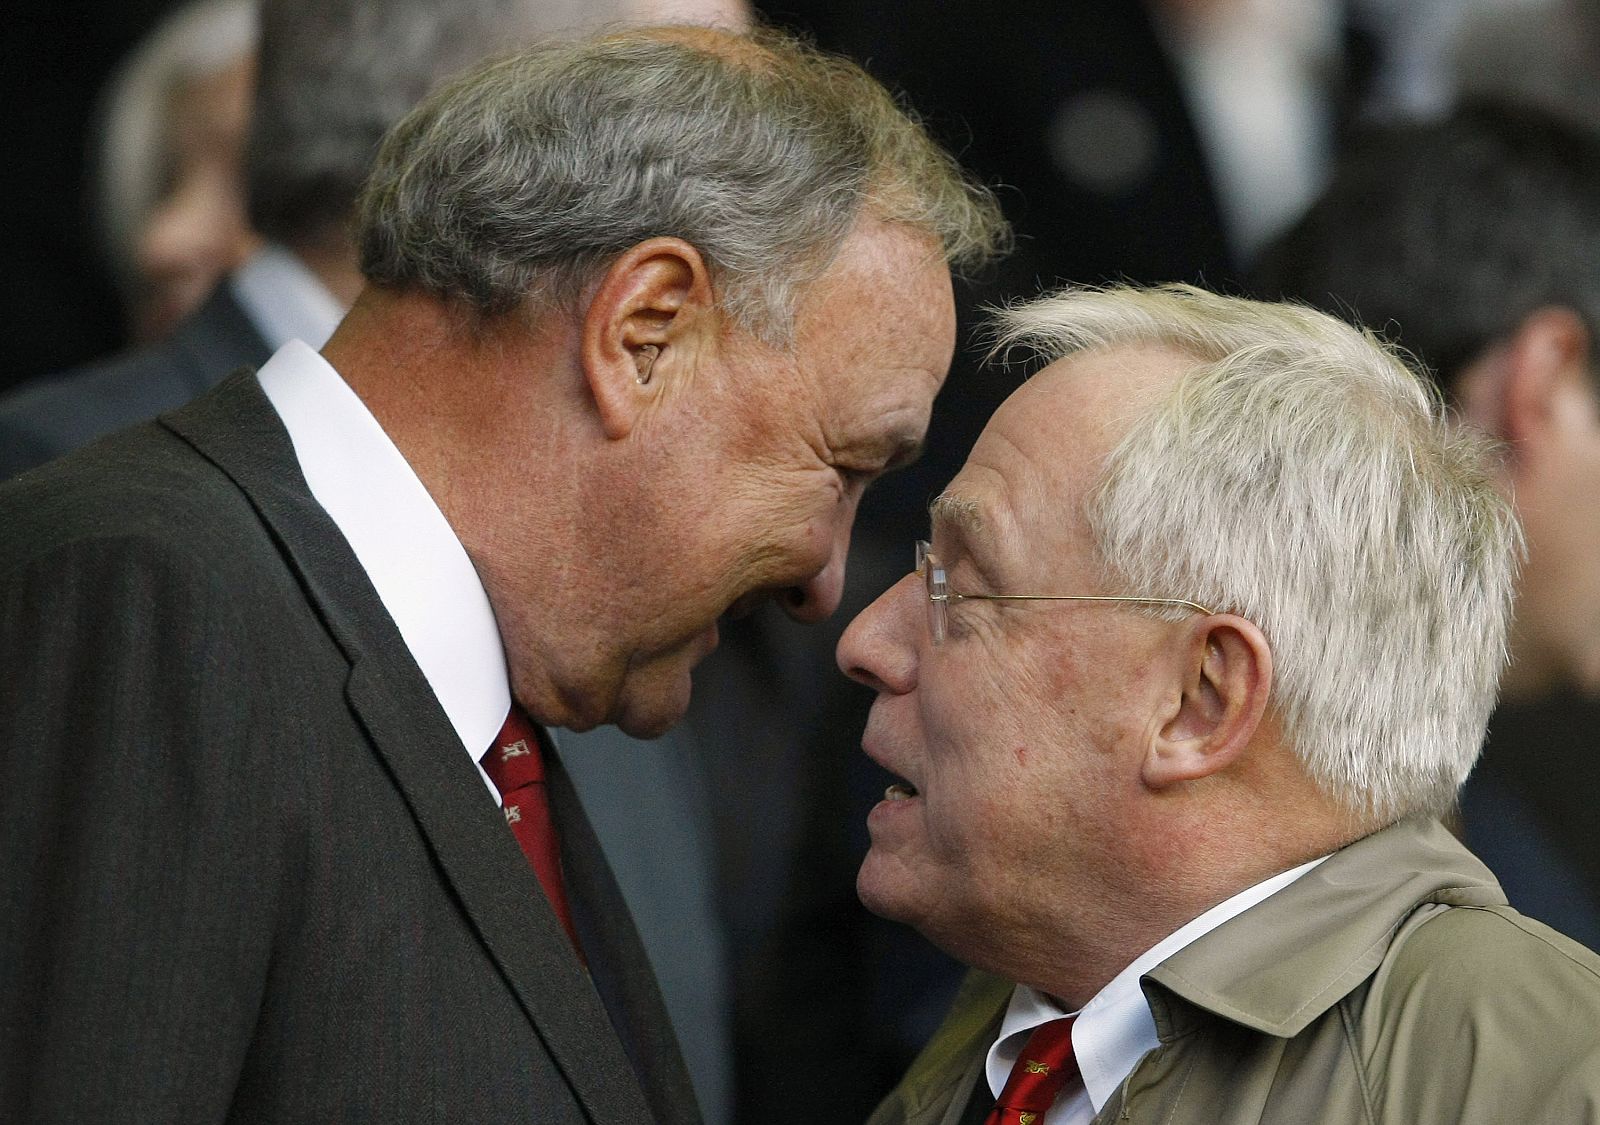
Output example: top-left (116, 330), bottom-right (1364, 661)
top-left (609, 675), bottom-right (692, 737)
top-left (855, 853), bottom-right (921, 925)
top-left (613, 703), bottom-right (684, 740)
top-left (608, 626), bottom-right (719, 737)
top-left (611, 668), bottom-right (696, 738)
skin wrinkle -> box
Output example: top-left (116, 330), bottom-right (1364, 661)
top-left (332, 213), bottom-right (956, 740)
top-left (842, 285), bottom-right (1515, 1005)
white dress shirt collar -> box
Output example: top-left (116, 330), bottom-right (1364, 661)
top-left (229, 244), bottom-right (345, 351)
top-left (255, 340), bottom-right (510, 799)
top-left (985, 854), bottom-right (1329, 1122)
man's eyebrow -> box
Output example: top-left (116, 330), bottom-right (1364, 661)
top-left (928, 491), bottom-right (985, 544)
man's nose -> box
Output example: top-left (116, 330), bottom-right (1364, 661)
top-left (837, 571), bottom-right (920, 693)
top-left (778, 515), bottom-right (853, 624)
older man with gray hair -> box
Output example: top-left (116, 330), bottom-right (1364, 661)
top-left (5, 3), bottom-right (764, 1118)
top-left (0, 0), bottom-right (750, 478)
top-left (843, 285), bottom-right (1600, 1125)
top-left (0, 27), bottom-right (1004, 1124)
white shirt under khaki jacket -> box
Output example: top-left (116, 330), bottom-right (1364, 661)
top-left (869, 817), bottom-right (1600, 1125)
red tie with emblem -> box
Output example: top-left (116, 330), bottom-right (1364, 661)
top-left (985, 1017), bottom-right (1080, 1125)
top-left (480, 705), bottom-right (581, 953)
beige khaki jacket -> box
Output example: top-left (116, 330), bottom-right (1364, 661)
top-left (868, 818), bottom-right (1600, 1125)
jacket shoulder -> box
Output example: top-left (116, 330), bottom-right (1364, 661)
top-left (1359, 904), bottom-right (1600, 1121)
top-left (868, 970), bottom-right (1011, 1125)
top-left (1380, 902), bottom-right (1600, 1002)
top-left (0, 290), bottom-right (265, 479)
top-left (0, 419), bottom-right (285, 595)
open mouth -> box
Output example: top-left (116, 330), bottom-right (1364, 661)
top-left (884, 781), bottom-right (919, 801)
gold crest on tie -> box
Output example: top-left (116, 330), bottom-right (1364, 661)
top-left (1018, 1113), bottom-right (1037, 1125)
top-left (1024, 1059), bottom-right (1050, 1074)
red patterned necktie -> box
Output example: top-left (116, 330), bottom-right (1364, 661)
top-left (984, 1017), bottom-right (1080, 1125)
top-left (479, 705), bottom-right (581, 953)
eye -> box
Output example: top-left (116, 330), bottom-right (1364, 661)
top-left (942, 599), bottom-right (976, 640)
top-left (943, 591), bottom-right (1000, 643)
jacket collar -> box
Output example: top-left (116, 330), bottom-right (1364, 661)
top-left (1142, 817), bottom-right (1505, 1040)
top-left (159, 371), bottom-right (698, 1124)
top-left (890, 971), bottom-right (1014, 1125)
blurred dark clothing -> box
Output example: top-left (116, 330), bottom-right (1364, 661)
top-left (1461, 693), bottom-right (1600, 950)
top-left (689, 532), bottom-right (966, 1124)
top-left (825, 0), bottom-right (1234, 291)
top-left (0, 284), bottom-right (269, 479)
top-left (687, 558), bottom-right (889, 1122)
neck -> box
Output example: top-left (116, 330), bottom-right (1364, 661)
top-left (321, 286), bottom-right (606, 727)
top-left (1497, 653), bottom-right (1554, 703)
top-left (1498, 608), bottom-right (1592, 701)
top-left (1010, 783), bottom-right (1356, 1008)
top-left (287, 233), bottom-right (366, 308)
top-left (324, 285), bottom-right (578, 525)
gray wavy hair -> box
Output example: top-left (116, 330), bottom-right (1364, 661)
top-left (991, 284), bottom-right (1520, 825)
top-left (356, 27), bottom-right (1008, 340)
top-left (247, 0), bottom-right (632, 251)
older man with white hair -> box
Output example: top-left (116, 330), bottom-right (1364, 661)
top-left (842, 285), bottom-right (1600, 1124)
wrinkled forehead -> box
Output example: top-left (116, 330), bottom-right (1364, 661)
top-left (1026, 344), bottom-right (1193, 449)
top-left (931, 344), bottom-right (1191, 545)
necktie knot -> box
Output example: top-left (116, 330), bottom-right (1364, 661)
top-left (987, 1017), bottom-right (1079, 1124)
top-left (480, 708), bottom-right (547, 792)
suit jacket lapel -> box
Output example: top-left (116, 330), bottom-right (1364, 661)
top-left (160, 371), bottom-right (671, 1123)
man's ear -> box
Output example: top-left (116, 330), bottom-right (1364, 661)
top-left (579, 237), bottom-right (718, 440)
top-left (1459, 306), bottom-right (1591, 454)
top-left (1143, 615), bottom-right (1272, 790)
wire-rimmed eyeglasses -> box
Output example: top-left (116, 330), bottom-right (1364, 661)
top-left (915, 540), bottom-right (1214, 645)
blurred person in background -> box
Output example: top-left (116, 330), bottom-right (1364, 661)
top-left (0, 0), bottom-right (750, 481)
top-left (1254, 101), bottom-right (1600, 948)
top-left (93, 0), bottom-right (262, 345)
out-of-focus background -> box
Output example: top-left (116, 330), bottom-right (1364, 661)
top-left (9, 2), bottom-right (1600, 1122)
top-left (14, 0), bottom-right (1593, 393)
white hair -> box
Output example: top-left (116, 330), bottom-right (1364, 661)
top-left (93, 0), bottom-right (258, 294)
top-left (991, 284), bottom-right (1521, 825)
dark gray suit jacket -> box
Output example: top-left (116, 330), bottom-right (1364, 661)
top-left (0, 284), bottom-right (269, 479)
top-left (0, 371), bottom-right (700, 1124)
